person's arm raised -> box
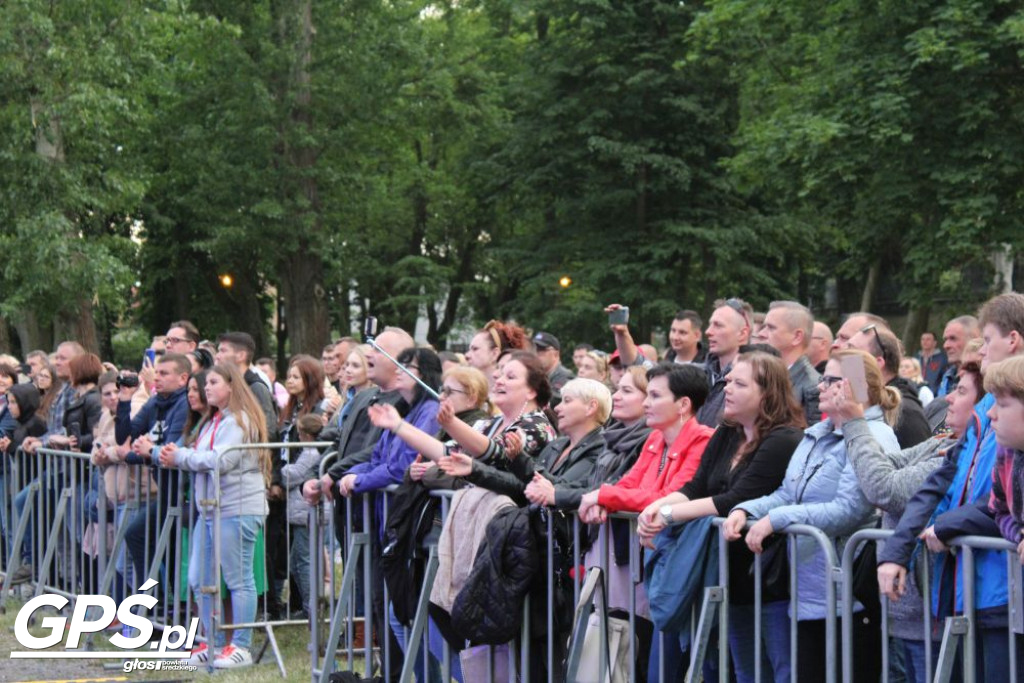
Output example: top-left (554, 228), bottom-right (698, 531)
top-left (367, 403), bottom-right (446, 461)
top-left (438, 400), bottom-right (492, 457)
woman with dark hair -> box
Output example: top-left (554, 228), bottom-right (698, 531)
top-left (637, 352), bottom-right (805, 683)
top-left (280, 355), bottom-right (326, 432)
top-left (434, 350), bottom-right (556, 473)
top-left (463, 320), bottom-right (529, 388)
top-left (34, 362), bottom-right (59, 420)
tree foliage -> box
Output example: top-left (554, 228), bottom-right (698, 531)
top-left (1, 0), bottom-right (1020, 357)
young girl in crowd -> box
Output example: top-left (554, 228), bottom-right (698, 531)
top-left (159, 363), bottom-right (270, 670)
top-left (281, 413), bottom-right (326, 616)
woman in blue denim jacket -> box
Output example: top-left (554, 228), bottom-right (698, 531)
top-left (725, 349), bottom-right (900, 682)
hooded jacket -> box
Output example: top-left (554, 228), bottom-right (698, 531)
top-left (5, 383), bottom-right (47, 456)
top-left (116, 385), bottom-right (190, 503)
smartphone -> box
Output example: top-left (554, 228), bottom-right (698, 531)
top-left (68, 424), bottom-right (82, 449)
top-left (840, 354), bottom-right (869, 404)
top-left (143, 348), bottom-right (156, 367)
top-left (363, 316), bottom-right (380, 340)
top-left (608, 306), bottom-right (629, 326)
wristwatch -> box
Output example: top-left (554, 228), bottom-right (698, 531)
top-left (659, 504), bottom-right (674, 526)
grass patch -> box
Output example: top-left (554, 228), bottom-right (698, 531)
top-left (0, 594), bottom-right (366, 682)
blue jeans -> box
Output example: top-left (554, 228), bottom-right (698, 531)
top-left (428, 616), bottom-right (464, 683)
top-left (189, 514), bottom-right (263, 650)
top-left (389, 603), bottom-right (441, 683)
top-left (12, 481), bottom-right (35, 564)
top-left (729, 601), bottom-right (791, 683)
top-left (900, 638), bottom-right (930, 683)
top-left (648, 630), bottom-right (689, 683)
top-left (289, 525), bottom-right (312, 613)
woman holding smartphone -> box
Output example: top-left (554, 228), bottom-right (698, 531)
top-left (725, 349), bottom-right (900, 682)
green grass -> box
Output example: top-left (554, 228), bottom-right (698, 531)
top-left (0, 595), bottom-right (368, 682)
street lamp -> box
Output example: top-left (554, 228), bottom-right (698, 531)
top-left (219, 274), bottom-right (233, 288)
top-left (559, 275), bottom-right (572, 288)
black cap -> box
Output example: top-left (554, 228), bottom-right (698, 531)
top-left (532, 331), bottom-right (560, 351)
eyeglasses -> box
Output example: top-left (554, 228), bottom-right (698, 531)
top-left (820, 375), bottom-right (844, 388)
top-left (164, 336), bottom-right (190, 345)
top-left (440, 386), bottom-right (467, 397)
top-left (724, 298), bottom-right (751, 328)
top-left (860, 324), bottom-right (883, 356)
top-left (401, 363), bottom-right (420, 372)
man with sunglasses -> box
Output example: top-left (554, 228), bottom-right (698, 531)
top-left (696, 297), bottom-right (753, 426)
top-left (846, 321), bottom-right (931, 448)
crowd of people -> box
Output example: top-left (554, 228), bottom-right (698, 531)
top-left (0, 293), bottom-right (1023, 681)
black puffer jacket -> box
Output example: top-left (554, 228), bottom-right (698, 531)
top-left (450, 505), bottom-right (539, 644)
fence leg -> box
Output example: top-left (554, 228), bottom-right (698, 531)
top-left (262, 624), bottom-right (286, 678)
top-left (0, 480), bottom-right (40, 613)
top-left (33, 489), bottom-right (72, 599)
top-left (686, 586), bottom-right (725, 683)
top-left (398, 546), bottom-right (440, 683)
top-left (318, 532), bottom-right (368, 683)
top-left (563, 568), bottom-right (601, 681)
top-left (935, 616), bottom-right (970, 683)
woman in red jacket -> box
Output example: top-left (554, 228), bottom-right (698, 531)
top-left (578, 363), bottom-right (713, 523)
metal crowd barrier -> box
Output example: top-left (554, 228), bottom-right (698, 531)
top-left (311, 492), bottom-right (845, 683)
top-left (841, 529), bottom-right (1023, 683)
top-left (0, 440), bottom-right (335, 679)
top-left (203, 440), bottom-right (335, 677)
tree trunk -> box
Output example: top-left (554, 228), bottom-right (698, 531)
top-left (700, 246), bottom-right (717, 321)
top-left (859, 259), bottom-right (881, 312)
top-left (902, 306), bottom-right (931, 356)
top-left (275, 0), bottom-right (329, 355)
top-left (992, 243), bottom-right (1014, 293)
top-left (58, 298), bottom-right (99, 353)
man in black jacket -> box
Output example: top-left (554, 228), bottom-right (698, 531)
top-left (301, 326), bottom-right (413, 674)
top-left (847, 322), bottom-right (931, 448)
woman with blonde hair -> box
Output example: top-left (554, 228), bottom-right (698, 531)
top-left (725, 349), bottom-right (899, 682)
top-left (899, 357), bottom-right (935, 407)
top-left (159, 363), bottom-right (270, 670)
top-left (335, 345), bottom-right (373, 424)
top-left (577, 350), bottom-right (613, 390)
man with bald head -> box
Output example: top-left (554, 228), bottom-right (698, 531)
top-left (302, 326), bottom-right (414, 666)
top-left (697, 297), bottom-right (753, 426)
top-left (765, 301), bottom-right (821, 424)
top-left (305, 326), bottom-right (416, 504)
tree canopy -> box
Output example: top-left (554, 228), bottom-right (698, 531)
top-left (1, 0), bottom-right (1020, 358)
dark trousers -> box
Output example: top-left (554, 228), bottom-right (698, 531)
top-left (797, 613), bottom-right (881, 683)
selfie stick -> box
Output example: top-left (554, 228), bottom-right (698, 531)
top-left (363, 317), bottom-right (441, 401)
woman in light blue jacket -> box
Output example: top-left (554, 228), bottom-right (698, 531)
top-left (724, 349), bottom-right (901, 682)
top-left (159, 363), bottom-right (271, 670)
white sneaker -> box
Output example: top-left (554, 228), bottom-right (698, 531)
top-left (213, 644), bottom-right (253, 669)
top-left (186, 643), bottom-right (210, 666)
